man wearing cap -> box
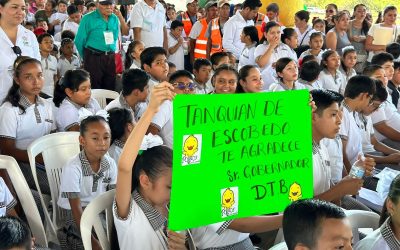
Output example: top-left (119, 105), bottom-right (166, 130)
top-left (222, 0), bottom-right (262, 59)
top-left (189, 1), bottom-right (218, 62)
top-left (205, 0), bottom-right (230, 58)
top-left (130, 0), bottom-right (167, 49)
top-left (75, 0), bottom-right (128, 90)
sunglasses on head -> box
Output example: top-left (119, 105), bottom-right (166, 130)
top-left (11, 46), bottom-right (22, 57)
top-left (173, 82), bottom-right (195, 91)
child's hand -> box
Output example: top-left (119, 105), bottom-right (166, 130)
top-left (338, 176), bottom-right (364, 196)
top-left (178, 37), bottom-right (183, 45)
top-left (148, 82), bottom-right (175, 113)
top-left (167, 230), bottom-right (187, 250)
top-left (359, 156), bottom-right (375, 176)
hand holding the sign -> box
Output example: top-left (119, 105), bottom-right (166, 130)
top-left (167, 230), bottom-right (187, 250)
top-left (148, 82), bottom-right (175, 113)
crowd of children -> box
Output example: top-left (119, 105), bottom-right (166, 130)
top-left (2, 0), bottom-right (400, 249)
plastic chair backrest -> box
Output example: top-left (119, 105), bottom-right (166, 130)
top-left (81, 189), bottom-right (116, 250)
top-left (0, 155), bottom-right (48, 247)
top-left (27, 132), bottom-right (80, 237)
top-left (344, 209), bottom-right (380, 243)
top-left (91, 89), bottom-right (119, 109)
top-left (269, 242), bottom-right (288, 250)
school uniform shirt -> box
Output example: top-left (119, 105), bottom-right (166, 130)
top-left (56, 97), bottom-right (101, 131)
top-left (130, 0), bottom-right (166, 48)
top-left (318, 69), bottom-right (346, 95)
top-left (268, 81), bottom-right (306, 92)
top-left (359, 114), bottom-right (376, 153)
top-left (105, 94), bottom-right (147, 123)
top-left (49, 12), bottom-right (69, 35)
top-left (295, 25), bottom-right (313, 47)
top-left (62, 19), bottom-right (79, 35)
top-left (41, 54), bottom-right (58, 96)
top-left (238, 42), bottom-right (257, 70)
top-left (261, 65), bottom-right (278, 91)
top-left (339, 102), bottom-right (363, 165)
top-left (57, 150), bottom-right (117, 209)
top-left (297, 78), bottom-right (323, 90)
top-left (113, 190), bottom-right (168, 250)
top-left (129, 59), bottom-right (141, 69)
top-left (0, 177), bottom-right (17, 216)
top-left (167, 32), bottom-right (184, 70)
top-left (57, 55), bottom-right (80, 77)
top-left (355, 217), bottom-right (400, 250)
top-left (371, 101), bottom-right (400, 142)
top-left (191, 221), bottom-right (253, 249)
top-left (0, 94), bottom-right (55, 150)
top-left (254, 43), bottom-right (297, 72)
top-left (322, 136), bottom-right (344, 184)
top-left (339, 66), bottom-right (357, 84)
top-left (194, 80), bottom-right (214, 94)
top-left (0, 25), bottom-right (40, 104)
top-left (108, 139), bottom-right (124, 165)
top-left (299, 49), bottom-right (325, 64)
top-left (312, 141), bottom-right (331, 196)
top-left (151, 100), bottom-right (173, 149)
top-left (222, 11), bottom-right (254, 59)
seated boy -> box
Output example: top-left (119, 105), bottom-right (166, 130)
top-left (311, 89), bottom-right (374, 208)
top-left (283, 199), bottom-right (352, 250)
top-left (105, 69), bottom-right (149, 123)
top-left (193, 58), bottom-right (213, 94)
top-left (0, 216), bottom-right (32, 249)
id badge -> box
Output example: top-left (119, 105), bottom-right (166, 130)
top-left (104, 31), bottom-right (114, 45)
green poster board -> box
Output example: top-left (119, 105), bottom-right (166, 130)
top-left (169, 90), bottom-right (313, 231)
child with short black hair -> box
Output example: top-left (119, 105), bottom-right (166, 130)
top-left (49, 0), bottom-right (69, 35)
top-left (193, 58), bottom-right (213, 94)
top-left (24, 21), bottom-right (35, 32)
top-left (168, 20), bottom-right (185, 70)
top-left (300, 31), bottom-right (325, 63)
top-left (298, 60), bottom-right (322, 90)
top-left (140, 47), bottom-right (169, 89)
top-left (105, 68), bottom-right (149, 122)
top-left (58, 38), bottom-right (80, 77)
top-left (167, 62), bottom-right (177, 80)
top-left (388, 62), bottom-right (400, 110)
top-left (386, 42), bottom-right (400, 62)
top-left (38, 33), bottom-right (57, 97)
top-left (63, 5), bottom-right (81, 35)
top-left (0, 216), bottom-right (32, 250)
top-left (210, 52), bottom-right (230, 70)
top-left (57, 114), bottom-right (116, 249)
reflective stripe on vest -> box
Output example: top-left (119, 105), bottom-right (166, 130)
top-left (182, 12), bottom-right (193, 37)
top-left (255, 13), bottom-right (265, 40)
top-left (194, 18), bottom-right (208, 59)
top-left (210, 17), bottom-right (223, 55)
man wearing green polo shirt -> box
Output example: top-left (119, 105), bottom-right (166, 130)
top-left (75, 0), bottom-right (123, 90)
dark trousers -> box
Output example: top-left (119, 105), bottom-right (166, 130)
top-left (84, 48), bottom-right (116, 90)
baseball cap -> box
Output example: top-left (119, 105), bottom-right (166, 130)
top-left (186, 0), bottom-right (196, 5)
top-left (98, 0), bottom-right (114, 5)
top-left (218, 0), bottom-right (230, 8)
top-left (205, 1), bottom-right (217, 10)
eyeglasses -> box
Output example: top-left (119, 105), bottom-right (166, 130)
top-left (173, 82), bottom-right (195, 91)
top-left (11, 46), bottom-right (22, 57)
top-left (369, 101), bottom-right (383, 111)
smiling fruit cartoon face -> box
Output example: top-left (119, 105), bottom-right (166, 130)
top-left (183, 135), bottom-right (198, 157)
top-left (289, 182), bottom-right (302, 201)
top-left (222, 188), bottom-right (235, 209)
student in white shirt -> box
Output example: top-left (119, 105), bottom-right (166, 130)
top-left (0, 57), bottom-right (55, 195)
top-left (319, 50), bottom-right (346, 94)
top-left (238, 25), bottom-right (259, 70)
top-left (269, 57), bottom-right (306, 92)
top-left (339, 75), bottom-right (376, 171)
top-left (114, 81), bottom-right (189, 249)
top-left (38, 33), bottom-right (57, 96)
top-left (140, 47), bottom-right (169, 91)
top-left (294, 10), bottom-right (313, 47)
top-left (222, 0), bottom-right (260, 59)
top-left (255, 22), bottom-right (297, 73)
top-left (281, 28), bottom-right (299, 60)
top-left (62, 5), bottom-right (81, 35)
top-left (57, 115), bottom-right (117, 249)
top-left (49, 0), bottom-right (68, 35)
top-left (356, 175), bottom-right (400, 250)
top-left (0, 177), bottom-right (17, 217)
top-left (57, 38), bottom-right (80, 77)
top-left (168, 20), bottom-right (185, 70)
top-left (53, 69), bottom-right (101, 131)
top-left (209, 51), bottom-right (230, 71)
top-left (193, 58), bottom-right (213, 94)
top-left (105, 68), bottom-right (149, 123)
top-left (211, 64), bottom-right (238, 94)
top-left (237, 65), bottom-right (264, 93)
top-left (125, 40), bottom-right (144, 70)
top-left (339, 46), bottom-right (357, 83)
top-left (107, 108), bottom-right (133, 164)
top-left (310, 89), bottom-right (374, 201)
top-left (147, 70), bottom-right (195, 149)
top-left (299, 31), bottom-right (325, 64)
top-left (298, 60), bottom-right (322, 90)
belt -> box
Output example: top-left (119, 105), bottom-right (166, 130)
top-left (85, 46), bottom-right (115, 56)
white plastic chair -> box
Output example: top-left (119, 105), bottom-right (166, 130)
top-left (344, 209), bottom-right (380, 243)
top-left (0, 155), bottom-right (48, 247)
top-left (27, 132), bottom-right (80, 243)
top-left (81, 189), bottom-right (116, 250)
top-left (269, 242), bottom-right (288, 250)
top-left (91, 89), bottom-right (119, 109)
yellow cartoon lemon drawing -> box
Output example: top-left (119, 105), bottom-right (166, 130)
top-left (183, 135), bottom-right (198, 157)
top-left (289, 182), bottom-right (302, 201)
top-left (222, 188), bottom-right (235, 209)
